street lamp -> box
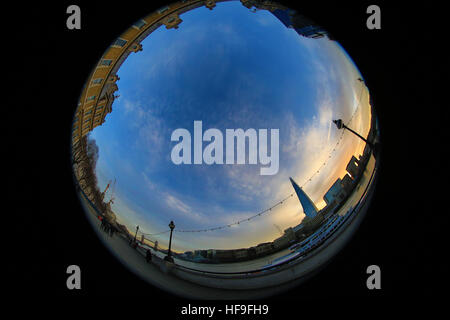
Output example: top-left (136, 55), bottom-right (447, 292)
top-left (164, 220), bottom-right (175, 263)
top-left (333, 119), bottom-right (374, 149)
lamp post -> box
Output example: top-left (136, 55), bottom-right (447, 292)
top-left (164, 220), bottom-right (175, 263)
top-left (333, 119), bottom-right (374, 149)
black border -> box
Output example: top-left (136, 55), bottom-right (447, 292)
top-left (6, 0), bottom-right (445, 307)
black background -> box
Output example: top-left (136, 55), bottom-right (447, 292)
top-left (5, 0), bottom-right (446, 309)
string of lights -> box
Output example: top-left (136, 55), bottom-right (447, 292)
top-left (139, 82), bottom-right (366, 237)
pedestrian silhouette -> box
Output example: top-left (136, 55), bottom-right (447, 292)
top-left (146, 249), bottom-right (152, 263)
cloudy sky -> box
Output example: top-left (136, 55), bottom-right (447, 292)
top-left (90, 1), bottom-right (371, 252)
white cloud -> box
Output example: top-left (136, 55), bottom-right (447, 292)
top-left (165, 194), bottom-right (191, 213)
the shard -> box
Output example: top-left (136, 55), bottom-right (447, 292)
top-left (289, 177), bottom-right (318, 218)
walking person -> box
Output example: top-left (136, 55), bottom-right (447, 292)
top-left (146, 248), bottom-right (152, 263)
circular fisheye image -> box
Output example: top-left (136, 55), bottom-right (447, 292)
top-left (71, 0), bottom-right (380, 299)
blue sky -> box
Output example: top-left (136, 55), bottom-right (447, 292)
top-left (90, 1), bottom-right (371, 251)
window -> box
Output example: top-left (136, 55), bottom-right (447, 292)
top-left (97, 105), bottom-right (104, 110)
top-left (84, 110), bottom-right (92, 115)
top-left (92, 78), bottom-right (103, 85)
top-left (100, 59), bottom-right (112, 66)
top-left (167, 17), bottom-right (175, 23)
top-left (158, 6), bottom-right (169, 14)
top-left (86, 95), bottom-right (96, 101)
top-left (84, 118), bottom-right (91, 123)
top-left (113, 38), bottom-right (127, 47)
top-left (133, 19), bottom-right (146, 29)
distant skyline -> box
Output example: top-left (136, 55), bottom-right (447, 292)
top-left (89, 1), bottom-right (371, 252)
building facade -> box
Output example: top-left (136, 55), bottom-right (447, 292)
top-left (346, 156), bottom-right (360, 178)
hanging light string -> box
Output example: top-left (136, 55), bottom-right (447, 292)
top-left (174, 192), bottom-right (295, 233)
top-left (137, 82), bottom-right (366, 236)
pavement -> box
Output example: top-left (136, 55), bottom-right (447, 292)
top-left (81, 197), bottom-right (295, 299)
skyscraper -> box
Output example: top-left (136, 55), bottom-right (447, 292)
top-left (323, 178), bottom-right (343, 205)
top-left (289, 177), bottom-right (318, 218)
top-left (346, 156), bottom-right (360, 178)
